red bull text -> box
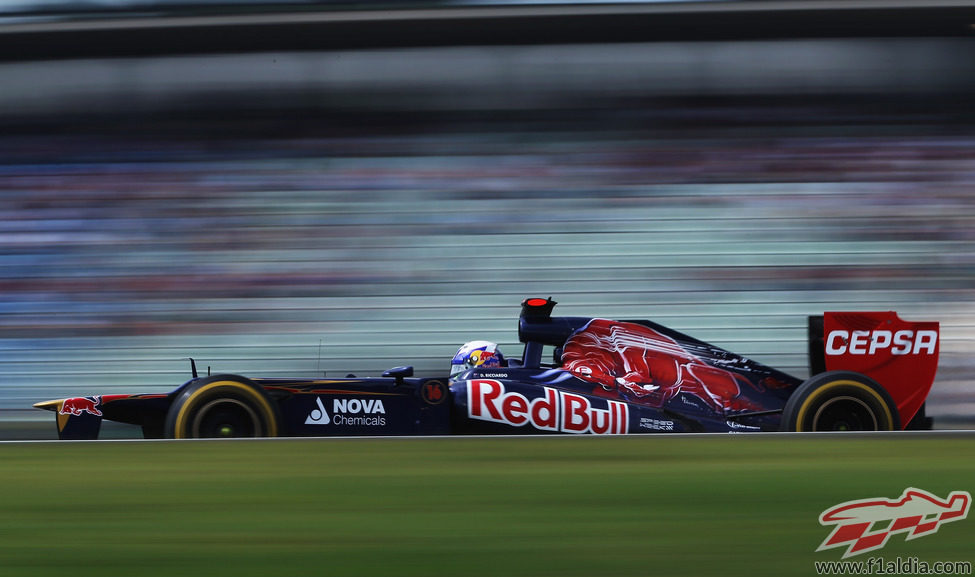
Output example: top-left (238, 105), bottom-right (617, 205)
top-left (467, 379), bottom-right (628, 434)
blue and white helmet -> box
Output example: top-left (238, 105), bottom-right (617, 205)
top-left (450, 340), bottom-right (504, 377)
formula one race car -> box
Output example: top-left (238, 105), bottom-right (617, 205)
top-left (35, 298), bottom-right (940, 439)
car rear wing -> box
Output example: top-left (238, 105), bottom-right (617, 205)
top-left (808, 312), bottom-right (940, 428)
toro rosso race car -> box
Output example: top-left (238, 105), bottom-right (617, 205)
top-left (35, 298), bottom-right (940, 439)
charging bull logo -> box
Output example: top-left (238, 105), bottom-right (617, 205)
top-left (561, 319), bottom-right (759, 413)
top-left (58, 396), bottom-right (103, 417)
top-left (817, 488), bottom-right (971, 558)
top-left (468, 350), bottom-right (497, 367)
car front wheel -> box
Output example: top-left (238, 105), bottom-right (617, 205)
top-left (164, 375), bottom-right (280, 439)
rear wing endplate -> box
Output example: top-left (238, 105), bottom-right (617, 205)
top-left (808, 312), bottom-right (939, 427)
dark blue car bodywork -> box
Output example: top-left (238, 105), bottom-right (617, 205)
top-left (35, 298), bottom-right (935, 439)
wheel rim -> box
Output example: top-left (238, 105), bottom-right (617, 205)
top-left (191, 398), bottom-right (262, 438)
top-left (812, 395), bottom-right (879, 431)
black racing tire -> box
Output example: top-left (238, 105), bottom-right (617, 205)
top-left (164, 375), bottom-right (281, 439)
top-left (780, 371), bottom-right (900, 432)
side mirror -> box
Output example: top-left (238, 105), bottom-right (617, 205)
top-left (382, 365), bottom-right (414, 385)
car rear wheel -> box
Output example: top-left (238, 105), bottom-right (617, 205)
top-left (780, 371), bottom-right (899, 432)
top-left (164, 375), bottom-right (280, 439)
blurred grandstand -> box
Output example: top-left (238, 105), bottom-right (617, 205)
top-left (1, 0), bottom-right (974, 433)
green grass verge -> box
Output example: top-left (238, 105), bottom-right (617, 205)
top-left (0, 435), bottom-right (972, 577)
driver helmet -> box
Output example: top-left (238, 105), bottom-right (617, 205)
top-left (450, 340), bottom-right (505, 377)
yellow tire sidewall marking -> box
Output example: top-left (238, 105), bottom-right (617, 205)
top-left (174, 380), bottom-right (278, 438)
top-left (794, 379), bottom-right (893, 432)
